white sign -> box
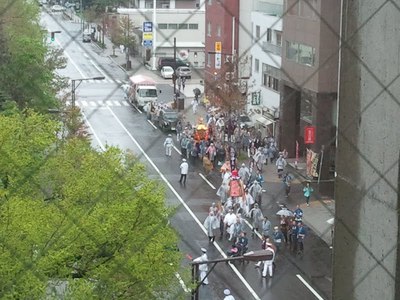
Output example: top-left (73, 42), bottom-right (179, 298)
top-left (215, 53), bottom-right (221, 69)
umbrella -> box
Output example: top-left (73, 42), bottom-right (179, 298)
top-left (193, 88), bottom-right (201, 96)
top-left (326, 217), bottom-right (334, 225)
top-left (276, 208), bottom-right (294, 217)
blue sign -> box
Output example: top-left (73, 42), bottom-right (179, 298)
top-left (143, 22), bottom-right (153, 33)
top-left (143, 40), bottom-right (153, 47)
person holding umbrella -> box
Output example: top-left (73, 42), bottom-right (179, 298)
top-left (303, 181), bottom-right (314, 206)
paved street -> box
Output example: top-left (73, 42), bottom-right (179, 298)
top-left (41, 8), bottom-right (333, 300)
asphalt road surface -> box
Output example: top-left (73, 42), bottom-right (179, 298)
top-left (41, 9), bottom-right (332, 300)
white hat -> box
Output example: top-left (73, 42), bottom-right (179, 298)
top-left (201, 247), bottom-right (207, 253)
top-left (224, 289), bottom-right (231, 295)
top-left (241, 163), bottom-right (245, 167)
top-left (182, 158), bottom-right (186, 162)
top-left (168, 133), bottom-right (172, 136)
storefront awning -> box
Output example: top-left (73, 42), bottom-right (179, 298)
top-left (256, 116), bottom-right (274, 127)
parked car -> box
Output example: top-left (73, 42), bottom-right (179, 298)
top-left (51, 5), bottom-right (66, 12)
top-left (239, 114), bottom-right (254, 129)
top-left (82, 30), bottom-right (91, 43)
top-left (158, 108), bottom-right (180, 131)
top-left (175, 66), bottom-right (192, 79)
top-left (160, 66), bottom-right (174, 79)
top-left (158, 57), bottom-right (189, 71)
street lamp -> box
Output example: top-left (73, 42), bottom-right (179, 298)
top-left (190, 250), bottom-right (273, 300)
top-left (71, 77), bottom-right (105, 107)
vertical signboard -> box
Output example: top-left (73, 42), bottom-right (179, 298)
top-left (304, 126), bottom-right (316, 144)
top-left (215, 41), bottom-right (222, 69)
top-left (142, 21), bottom-right (153, 48)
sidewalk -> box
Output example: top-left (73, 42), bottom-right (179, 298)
top-left (285, 159), bottom-right (335, 247)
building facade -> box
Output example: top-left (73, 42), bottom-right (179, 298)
top-left (279, 0), bottom-right (340, 187)
top-left (118, 0), bottom-right (206, 70)
top-left (204, 0), bottom-right (240, 101)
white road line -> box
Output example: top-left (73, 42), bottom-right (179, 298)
top-left (242, 219), bottom-right (263, 239)
top-left (89, 59), bottom-right (109, 81)
top-left (147, 120), bottom-right (158, 129)
top-left (173, 145), bottom-right (181, 155)
top-left (132, 103), bottom-right (142, 114)
top-left (90, 101), bottom-right (96, 106)
top-left (296, 274), bottom-right (325, 300)
top-left (122, 101), bottom-right (130, 107)
top-left (59, 41), bottom-right (86, 78)
top-left (81, 100), bottom-right (88, 107)
top-left (113, 101), bottom-right (121, 106)
top-left (106, 100), bottom-right (113, 106)
top-left (198, 173), bottom-right (216, 190)
top-left (105, 106), bottom-right (261, 300)
top-left (81, 113), bottom-right (105, 151)
top-left (175, 272), bottom-right (190, 293)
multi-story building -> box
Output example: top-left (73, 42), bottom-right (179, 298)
top-left (118, 0), bottom-right (206, 70)
top-left (243, 0), bottom-right (283, 137)
top-left (279, 0), bottom-right (340, 189)
top-left (204, 0), bottom-right (239, 99)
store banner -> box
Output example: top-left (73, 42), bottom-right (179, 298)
top-left (304, 126), bottom-right (316, 144)
top-left (306, 148), bottom-right (319, 178)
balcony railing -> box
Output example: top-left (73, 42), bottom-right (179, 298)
top-left (262, 41), bottom-right (282, 56)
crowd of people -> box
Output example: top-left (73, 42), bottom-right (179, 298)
top-left (177, 108), bottom-right (312, 298)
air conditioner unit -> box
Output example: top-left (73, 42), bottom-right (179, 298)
top-left (196, 3), bottom-right (200, 8)
top-left (162, 4), bottom-right (169, 8)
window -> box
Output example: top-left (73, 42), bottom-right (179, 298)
top-left (255, 58), bottom-right (260, 73)
top-left (262, 63), bottom-right (280, 92)
top-left (207, 22), bottom-right (211, 36)
top-left (300, 0), bottom-right (318, 20)
top-left (266, 28), bottom-right (272, 42)
top-left (179, 24), bottom-right (188, 29)
top-left (168, 23), bottom-right (178, 29)
top-left (287, 0), bottom-right (299, 15)
top-left (208, 0), bottom-right (212, 4)
top-left (189, 23), bottom-right (198, 29)
top-left (255, 25), bottom-right (260, 39)
top-left (286, 41), bottom-right (315, 66)
top-left (158, 23), bottom-right (168, 29)
top-left (207, 53), bottom-right (211, 67)
top-left (276, 31), bottom-right (282, 46)
top-left (217, 25), bottom-right (221, 37)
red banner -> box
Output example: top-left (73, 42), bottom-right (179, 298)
top-left (304, 126), bottom-right (315, 144)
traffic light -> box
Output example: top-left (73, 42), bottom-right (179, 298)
top-left (50, 31), bottom-right (61, 42)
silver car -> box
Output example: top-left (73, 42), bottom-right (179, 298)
top-left (175, 66), bottom-right (192, 79)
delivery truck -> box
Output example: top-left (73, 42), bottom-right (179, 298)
top-left (128, 75), bottom-right (158, 109)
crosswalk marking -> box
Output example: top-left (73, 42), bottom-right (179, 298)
top-left (67, 79), bottom-right (124, 85)
top-left (63, 100), bottom-right (132, 108)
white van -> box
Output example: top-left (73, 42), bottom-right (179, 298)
top-left (82, 30), bottom-right (91, 43)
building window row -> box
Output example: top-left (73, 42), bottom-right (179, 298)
top-left (158, 23), bottom-right (199, 30)
top-left (262, 63), bottom-right (280, 91)
top-left (286, 0), bottom-right (318, 20)
top-left (286, 41), bottom-right (315, 66)
top-left (145, 0), bottom-right (171, 9)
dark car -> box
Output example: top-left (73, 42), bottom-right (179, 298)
top-left (239, 114), bottom-right (254, 129)
top-left (158, 109), bottom-right (180, 131)
top-left (158, 57), bottom-right (189, 71)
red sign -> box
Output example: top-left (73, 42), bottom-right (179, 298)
top-left (304, 126), bottom-right (315, 144)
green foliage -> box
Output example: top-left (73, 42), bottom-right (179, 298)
top-left (0, 113), bottom-right (183, 299)
top-left (0, 0), bottom-right (66, 113)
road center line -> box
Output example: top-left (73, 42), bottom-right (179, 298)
top-left (173, 145), bottom-right (182, 155)
top-left (296, 274), bottom-right (325, 300)
top-left (147, 119), bottom-right (158, 129)
top-left (105, 106), bottom-right (261, 300)
top-left (198, 173), bottom-right (216, 190)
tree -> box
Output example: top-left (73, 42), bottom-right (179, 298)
top-left (205, 60), bottom-right (247, 140)
top-left (0, 0), bottom-right (67, 113)
top-left (0, 112), bottom-right (185, 299)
